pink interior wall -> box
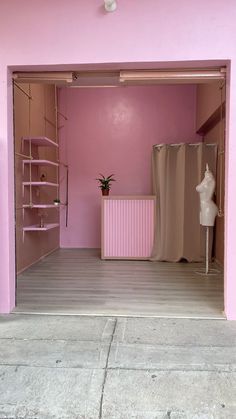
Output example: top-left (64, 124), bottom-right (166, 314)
top-left (59, 85), bottom-right (198, 248)
top-left (0, 0), bottom-right (236, 318)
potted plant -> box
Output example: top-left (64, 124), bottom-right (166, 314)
top-left (96, 174), bottom-right (115, 196)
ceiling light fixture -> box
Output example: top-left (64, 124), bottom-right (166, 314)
top-left (13, 72), bottom-right (74, 84)
top-left (119, 68), bottom-right (226, 84)
top-left (104, 0), bottom-right (117, 12)
top-left (120, 67), bottom-right (226, 84)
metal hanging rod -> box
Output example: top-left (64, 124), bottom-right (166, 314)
top-left (154, 143), bottom-right (217, 148)
top-left (43, 116), bottom-right (64, 131)
top-left (44, 117), bottom-right (65, 131)
top-left (57, 161), bottom-right (69, 168)
top-left (14, 82), bottom-right (33, 99)
top-left (65, 165), bottom-right (69, 227)
top-left (56, 109), bottom-right (68, 120)
top-left (44, 116), bottom-right (57, 128)
top-left (219, 80), bottom-right (226, 90)
top-left (15, 152), bottom-right (33, 159)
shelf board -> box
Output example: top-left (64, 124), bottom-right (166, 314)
top-left (22, 136), bottom-right (58, 148)
top-left (23, 223), bottom-right (59, 232)
top-left (23, 159), bottom-right (59, 167)
top-left (23, 181), bottom-right (59, 187)
top-left (23, 204), bottom-right (58, 209)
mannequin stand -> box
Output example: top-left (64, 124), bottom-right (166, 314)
top-left (206, 226), bottom-right (209, 274)
top-left (196, 226), bottom-right (220, 276)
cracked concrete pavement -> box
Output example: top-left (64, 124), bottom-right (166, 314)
top-left (0, 314), bottom-right (236, 418)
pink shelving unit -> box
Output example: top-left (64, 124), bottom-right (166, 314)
top-left (23, 223), bottom-right (59, 232)
top-left (21, 136), bottom-right (60, 233)
top-left (22, 136), bottom-right (58, 147)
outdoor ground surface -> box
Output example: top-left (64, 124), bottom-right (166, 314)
top-left (0, 314), bottom-right (236, 418)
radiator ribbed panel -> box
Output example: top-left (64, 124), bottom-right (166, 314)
top-left (103, 198), bottom-right (155, 258)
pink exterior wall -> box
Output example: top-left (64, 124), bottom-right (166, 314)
top-left (0, 0), bottom-right (236, 319)
top-left (0, 68), bottom-right (15, 313)
top-left (59, 85), bottom-right (198, 248)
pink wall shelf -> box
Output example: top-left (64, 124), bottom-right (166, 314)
top-left (23, 223), bottom-right (59, 232)
top-left (23, 181), bottom-right (59, 187)
top-left (22, 136), bottom-right (58, 147)
top-left (23, 159), bottom-right (59, 167)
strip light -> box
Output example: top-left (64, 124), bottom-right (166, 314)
top-left (13, 72), bottom-right (74, 84)
top-left (120, 69), bottom-right (226, 84)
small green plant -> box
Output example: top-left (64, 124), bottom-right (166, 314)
top-left (96, 174), bottom-right (115, 193)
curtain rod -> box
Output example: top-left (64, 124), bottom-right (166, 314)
top-left (154, 143), bottom-right (217, 148)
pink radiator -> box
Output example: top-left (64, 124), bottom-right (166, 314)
top-left (101, 196), bottom-right (155, 259)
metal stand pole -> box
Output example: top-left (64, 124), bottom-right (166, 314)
top-left (206, 226), bottom-right (209, 274)
top-left (65, 167), bottom-right (69, 227)
top-left (196, 226), bottom-right (220, 276)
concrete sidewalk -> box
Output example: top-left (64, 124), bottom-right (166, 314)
top-left (0, 315), bottom-right (236, 418)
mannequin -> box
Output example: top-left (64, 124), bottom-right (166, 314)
top-left (196, 164), bottom-right (218, 226)
top-left (196, 164), bottom-right (218, 274)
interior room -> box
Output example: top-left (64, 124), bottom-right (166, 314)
top-left (13, 68), bottom-right (225, 318)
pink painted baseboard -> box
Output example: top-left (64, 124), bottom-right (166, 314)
top-left (102, 196), bottom-right (155, 259)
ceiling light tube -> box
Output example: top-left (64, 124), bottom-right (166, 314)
top-left (13, 72), bottom-right (74, 84)
top-left (120, 69), bottom-right (226, 83)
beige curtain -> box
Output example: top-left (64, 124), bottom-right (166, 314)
top-left (151, 143), bottom-right (217, 262)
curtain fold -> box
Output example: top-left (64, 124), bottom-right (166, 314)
top-left (150, 143), bottom-right (217, 262)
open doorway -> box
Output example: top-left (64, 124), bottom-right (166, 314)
top-left (13, 67), bottom-right (226, 318)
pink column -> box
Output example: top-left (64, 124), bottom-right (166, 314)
top-left (0, 66), bottom-right (15, 313)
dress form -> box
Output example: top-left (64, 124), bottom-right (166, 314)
top-left (196, 164), bottom-right (218, 274)
top-left (196, 164), bottom-right (218, 227)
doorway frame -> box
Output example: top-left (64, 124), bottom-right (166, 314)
top-left (0, 61), bottom-right (233, 318)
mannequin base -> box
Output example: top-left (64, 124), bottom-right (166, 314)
top-left (195, 267), bottom-right (221, 276)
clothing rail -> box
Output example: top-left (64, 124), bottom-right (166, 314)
top-left (154, 143), bottom-right (217, 148)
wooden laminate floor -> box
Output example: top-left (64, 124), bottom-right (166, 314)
top-left (15, 249), bottom-right (225, 319)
